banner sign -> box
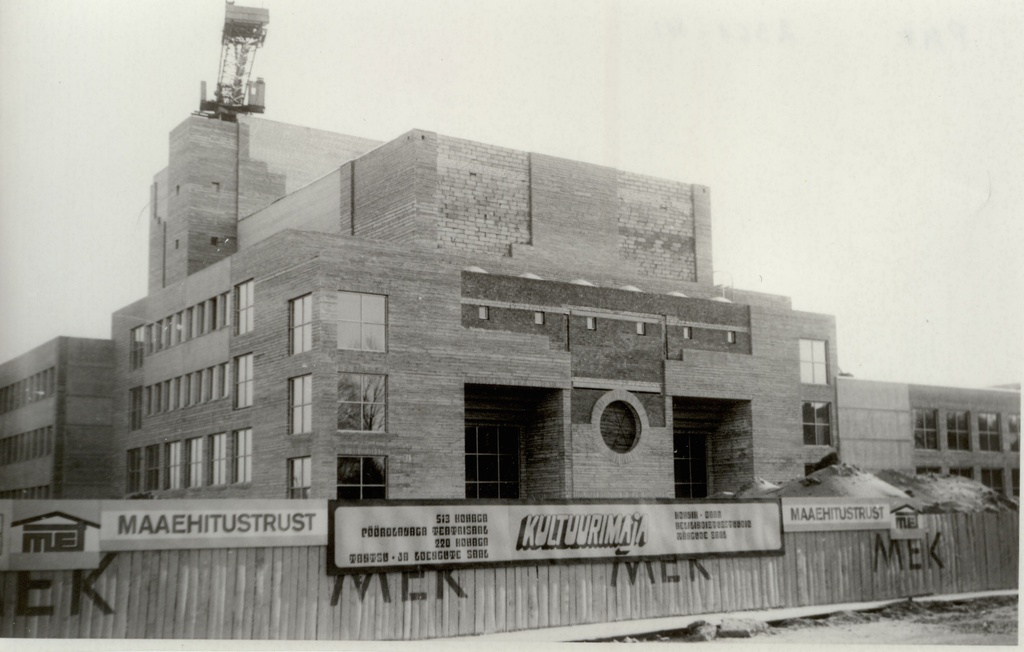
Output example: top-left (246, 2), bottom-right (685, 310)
top-left (328, 500), bottom-right (782, 573)
top-left (781, 497), bottom-right (891, 532)
top-left (0, 500), bottom-right (103, 570)
top-left (100, 499), bottom-right (327, 550)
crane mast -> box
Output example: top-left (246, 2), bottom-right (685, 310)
top-left (198, 2), bottom-right (269, 122)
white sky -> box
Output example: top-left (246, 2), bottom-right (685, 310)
top-left (1, 0), bottom-right (1022, 389)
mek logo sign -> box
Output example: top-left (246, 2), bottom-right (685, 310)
top-left (890, 503), bottom-right (926, 540)
top-left (15, 511), bottom-right (99, 553)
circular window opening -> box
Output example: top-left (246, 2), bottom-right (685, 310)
top-left (600, 401), bottom-right (639, 453)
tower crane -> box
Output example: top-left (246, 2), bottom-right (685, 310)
top-left (198, 2), bottom-right (269, 122)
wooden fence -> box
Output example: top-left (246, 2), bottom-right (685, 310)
top-left (0, 512), bottom-right (1017, 640)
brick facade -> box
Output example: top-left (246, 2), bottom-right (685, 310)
top-left (0, 337), bottom-right (115, 498)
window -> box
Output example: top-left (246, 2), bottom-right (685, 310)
top-left (234, 279), bottom-right (255, 335)
top-left (980, 468), bottom-right (1004, 494)
top-left (802, 402), bottom-right (831, 446)
top-left (288, 457), bottom-right (312, 499)
top-left (478, 306), bottom-right (490, 320)
top-left (209, 433), bottom-right (227, 486)
top-left (947, 411), bottom-right (970, 451)
top-left (337, 373), bottom-right (386, 432)
top-left (290, 294), bottom-right (313, 354)
top-left (949, 467), bottom-right (973, 480)
top-left (144, 445), bottom-right (161, 491)
top-left (673, 432), bottom-right (708, 499)
top-left (1009, 414), bottom-right (1020, 452)
top-left (799, 339), bottom-right (828, 384)
top-left (337, 291), bottom-right (386, 351)
top-left (233, 428), bottom-right (252, 483)
top-left (726, 331), bottom-right (736, 344)
top-left (465, 426), bottom-right (519, 499)
top-left (682, 326), bottom-right (692, 340)
top-left (916, 466), bottom-right (941, 475)
top-left (183, 307), bottom-right (193, 341)
top-left (534, 311), bottom-right (545, 325)
top-left (337, 455), bottom-right (387, 499)
top-left (193, 302), bottom-right (206, 337)
top-left (978, 413), bottom-right (1001, 452)
top-left (218, 360), bottom-right (230, 397)
top-left (129, 387), bottom-right (143, 431)
top-left (636, 322), bottom-right (647, 336)
top-left (186, 437), bottom-right (204, 488)
top-left (913, 409), bottom-right (938, 450)
top-left (234, 354), bottom-right (253, 408)
top-left (126, 449), bottom-right (142, 493)
top-left (585, 316), bottom-right (597, 331)
top-left (290, 375), bottom-right (313, 434)
top-left (164, 441), bottom-right (182, 490)
top-left (1013, 469), bottom-right (1019, 498)
top-left (600, 401), bottom-right (640, 453)
top-left (179, 374), bottom-right (191, 408)
top-left (130, 327), bottom-right (145, 369)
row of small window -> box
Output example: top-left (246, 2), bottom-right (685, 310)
top-left (130, 292), bottom-right (229, 368)
top-left (475, 306), bottom-right (738, 342)
top-left (913, 410), bottom-right (1019, 452)
top-left (0, 485), bottom-right (51, 500)
top-left (0, 426), bottom-right (54, 466)
top-left (128, 361), bottom-right (241, 430)
top-left (0, 367), bottom-right (56, 415)
top-left (126, 429), bottom-right (253, 493)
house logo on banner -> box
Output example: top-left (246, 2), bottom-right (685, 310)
top-left (15, 511), bottom-right (99, 552)
top-left (0, 500), bottom-right (103, 571)
top-left (890, 503), bottom-right (926, 540)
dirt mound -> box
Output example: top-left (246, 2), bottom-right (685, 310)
top-left (876, 469), bottom-right (1018, 513)
top-left (758, 463), bottom-right (913, 500)
top-left (734, 477), bottom-right (780, 498)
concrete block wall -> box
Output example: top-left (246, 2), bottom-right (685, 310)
top-left (353, 131), bottom-right (437, 245)
top-left (436, 135), bottom-right (531, 257)
top-left (237, 117), bottom-right (380, 219)
top-left (616, 170), bottom-right (696, 282)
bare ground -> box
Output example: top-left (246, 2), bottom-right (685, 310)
top-left (614, 596), bottom-right (1018, 646)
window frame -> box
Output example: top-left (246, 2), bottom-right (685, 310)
top-left (947, 411), bottom-right (971, 451)
top-left (289, 374), bottom-right (314, 435)
top-left (465, 425), bottom-right (520, 499)
top-left (799, 339), bottom-right (828, 384)
top-left (234, 279), bottom-right (255, 335)
top-left (978, 412), bottom-right (1001, 452)
top-left (337, 291), bottom-right (387, 352)
top-left (126, 448), bottom-right (142, 494)
top-left (337, 373), bottom-right (387, 432)
top-left (234, 353), bottom-right (254, 409)
top-left (336, 455), bottom-right (387, 500)
top-left (913, 408), bottom-right (939, 450)
top-left (209, 433), bottom-right (228, 486)
top-left (673, 431), bottom-right (708, 499)
top-left (232, 428), bottom-right (252, 484)
top-left (802, 401), bottom-right (832, 446)
top-left (289, 293), bottom-right (314, 355)
top-left (164, 441), bottom-right (182, 490)
top-left (288, 456), bottom-right (312, 499)
top-left (130, 326), bottom-right (145, 370)
top-left (186, 436), bottom-right (205, 489)
top-left (144, 444), bottom-right (161, 492)
top-left (129, 386), bottom-right (144, 431)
